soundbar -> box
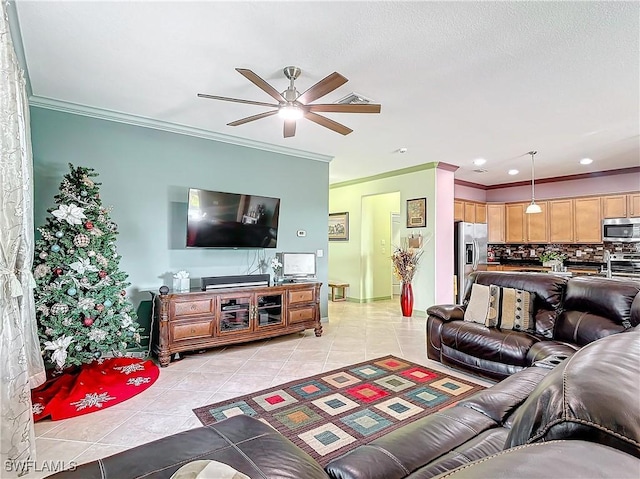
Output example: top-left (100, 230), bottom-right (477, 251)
top-left (201, 274), bottom-right (270, 291)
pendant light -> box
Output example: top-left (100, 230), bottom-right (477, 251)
top-left (525, 150), bottom-right (542, 214)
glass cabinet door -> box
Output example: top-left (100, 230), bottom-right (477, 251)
top-left (219, 295), bottom-right (252, 334)
top-left (256, 292), bottom-right (284, 328)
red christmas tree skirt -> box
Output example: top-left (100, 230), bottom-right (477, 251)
top-left (31, 357), bottom-right (159, 421)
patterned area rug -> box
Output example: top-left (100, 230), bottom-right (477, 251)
top-left (193, 355), bottom-right (485, 466)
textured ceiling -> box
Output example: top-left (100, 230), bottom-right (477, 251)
top-left (13, 1), bottom-right (640, 185)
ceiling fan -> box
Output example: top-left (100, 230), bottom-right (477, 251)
top-left (198, 66), bottom-right (381, 138)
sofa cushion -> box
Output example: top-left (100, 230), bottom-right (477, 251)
top-left (463, 284), bottom-right (491, 324)
top-left (505, 331), bottom-right (640, 458)
top-left (554, 276), bottom-right (640, 345)
top-left (486, 285), bottom-right (535, 331)
top-left (440, 321), bottom-right (540, 368)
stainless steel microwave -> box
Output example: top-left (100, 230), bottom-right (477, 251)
top-left (602, 218), bottom-right (640, 242)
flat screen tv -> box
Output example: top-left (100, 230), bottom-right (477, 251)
top-left (186, 188), bottom-right (280, 248)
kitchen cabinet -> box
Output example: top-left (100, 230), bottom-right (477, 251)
top-left (454, 200), bottom-right (487, 223)
top-left (548, 199), bottom-right (574, 243)
top-left (526, 201), bottom-right (548, 243)
top-left (629, 194), bottom-right (640, 217)
top-left (574, 197), bottom-right (602, 243)
top-left (454, 200), bottom-right (464, 222)
top-left (487, 204), bottom-right (505, 243)
top-left (505, 203), bottom-right (526, 243)
top-left (602, 195), bottom-right (627, 218)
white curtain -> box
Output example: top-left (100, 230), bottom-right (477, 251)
top-left (1, 0), bottom-right (46, 475)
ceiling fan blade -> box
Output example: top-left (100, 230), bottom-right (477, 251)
top-left (236, 68), bottom-right (285, 103)
top-left (297, 72), bottom-right (348, 105)
top-left (228, 110), bottom-right (278, 127)
top-left (283, 120), bottom-right (296, 138)
top-left (306, 103), bottom-right (381, 114)
top-left (304, 112), bottom-right (353, 135)
top-left (197, 93), bottom-right (278, 108)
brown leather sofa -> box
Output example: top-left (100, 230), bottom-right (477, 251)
top-left (426, 272), bottom-right (640, 380)
top-left (45, 330), bottom-right (640, 479)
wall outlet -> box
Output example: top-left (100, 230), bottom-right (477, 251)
top-left (296, 230), bottom-right (306, 237)
top-left (576, 250), bottom-right (582, 257)
top-left (316, 249), bottom-right (323, 258)
top-left (530, 249), bottom-right (536, 257)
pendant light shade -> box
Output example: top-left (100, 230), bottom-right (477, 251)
top-left (525, 150), bottom-right (542, 214)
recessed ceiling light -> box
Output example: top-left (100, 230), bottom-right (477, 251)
top-left (473, 158), bottom-right (486, 166)
top-left (580, 158), bottom-right (593, 165)
top-left (398, 147), bottom-right (408, 154)
top-left (508, 169), bottom-right (519, 175)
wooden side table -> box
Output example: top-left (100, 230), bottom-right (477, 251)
top-left (328, 282), bottom-right (349, 302)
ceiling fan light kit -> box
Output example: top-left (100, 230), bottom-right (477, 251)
top-left (198, 66), bottom-right (381, 138)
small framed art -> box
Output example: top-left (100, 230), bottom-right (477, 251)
top-left (328, 212), bottom-right (349, 241)
top-left (406, 198), bottom-right (426, 228)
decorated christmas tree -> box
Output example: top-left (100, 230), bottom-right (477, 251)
top-left (33, 164), bottom-right (141, 370)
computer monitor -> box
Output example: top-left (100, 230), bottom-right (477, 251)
top-left (277, 252), bottom-right (317, 280)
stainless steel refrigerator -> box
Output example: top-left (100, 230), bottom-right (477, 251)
top-left (454, 222), bottom-right (488, 303)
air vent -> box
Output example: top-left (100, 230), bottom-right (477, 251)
top-left (473, 168), bottom-right (488, 173)
top-left (336, 92), bottom-right (373, 105)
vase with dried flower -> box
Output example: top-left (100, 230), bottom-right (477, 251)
top-left (392, 245), bottom-right (423, 317)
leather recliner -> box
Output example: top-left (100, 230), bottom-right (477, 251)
top-left (426, 272), bottom-right (640, 380)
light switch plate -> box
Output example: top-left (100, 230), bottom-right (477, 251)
top-left (296, 230), bottom-right (306, 237)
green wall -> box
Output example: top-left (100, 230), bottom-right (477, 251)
top-left (329, 165), bottom-right (438, 311)
top-left (30, 107), bottom-right (330, 323)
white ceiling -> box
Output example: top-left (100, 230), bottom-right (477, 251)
top-left (12, 1), bottom-right (640, 186)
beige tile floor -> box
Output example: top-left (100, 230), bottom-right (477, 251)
top-left (24, 299), bottom-right (493, 478)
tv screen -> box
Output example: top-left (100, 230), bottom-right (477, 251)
top-left (186, 188), bottom-right (280, 248)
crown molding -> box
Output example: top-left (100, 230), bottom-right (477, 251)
top-left (28, 96), bottom-right (333, 163)
top-left (330, 162), bottom-right (437, 189)
top-left (6, 0), bottom-right (32, 96)
top-left (485, 166), bottom-right (640, 190)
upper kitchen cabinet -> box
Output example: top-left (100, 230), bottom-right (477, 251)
top-left (505, 203), bottom-right (526, 243)
top-left (454, 200), bottom-right (464, 222)
top-left (526, 201), bottom-right (548, 243)
top-left (548, 199), bottom-right (574, 243)
top-left (574, 197), bottom-right (602, 243)
top-left (454, 200), bottom-right (487, 223)
top-left (628, 193), bottom-right (640, 217)
top-left (601, 195), bottom-right (627, 218)
top-left (487, 204), bottom-right (505, 243)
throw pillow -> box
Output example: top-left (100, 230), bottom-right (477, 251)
top-left (463, 284), bottom-right (491, 324)
top-left (170, 460), bottom-right (250, 479)
top-left (486, 285), bottom-right (535, 331)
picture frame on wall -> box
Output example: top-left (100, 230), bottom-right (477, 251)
top-left (406, 198), bottom-right (426, 228)
top-left (329, 212), bottom-right (349, 241)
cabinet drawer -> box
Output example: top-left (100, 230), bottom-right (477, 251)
top-left (173, 299), bottom-right (213, 317)
top-left (288, 290), bottom-right (314, 304)
top-left (171, 320), bottom-right (214, 341)
top-left (288, 307), bottom-right (314, 324)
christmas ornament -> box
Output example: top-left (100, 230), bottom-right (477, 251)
top-left (55, 231), bottom-right (64, 238)
top-left (103, 299), bottom-right (113, 308)
top-left (70, 258), bottom-right (97, 274)
top-left (98, 270), bottom-right (107, 279)
top-left (83, 317), bottom-right (94, 327)
top-left (67, 287), bottom-right (77, 296)
top-left (53, 267), bottom-right (63, 276)
top-left (80, 190), bottom-right (87, 196)
top-left (51, 303), bottom-right (69, 315)
top-left (120, 290), bottom-right (127, 296)
top-left (51, 244), bottom-right (61, 253)
top-left (95, 304), bottom-right (105, 312)
top-left (34, 264), bottom-right (50, 279)
top-left (88, 251), bottom-right (96, 257)
top-left (73, 234), bottom-right (90, 247)
top-left (84, 221), bottom-right (94, 230)
top-left (78, 298), bottom-right (95, 310)
top-left (52, 204), bottom-right (86, 225)
top-left (75, 345), bottom-right (83, 351)
top-left (81, 175), bottom-right (94, 187)
top-left (94, 351), bottom-right (102, 359)
top-left (39, 251), bottom-right (48, 259)
top-left (68, 249), bottom-right (75, 254)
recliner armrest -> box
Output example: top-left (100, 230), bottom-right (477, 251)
top-left (427, 304), bottom-right (465, 322)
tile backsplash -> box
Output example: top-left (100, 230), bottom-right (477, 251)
top-left (489, 242), bottom-right (640, 263)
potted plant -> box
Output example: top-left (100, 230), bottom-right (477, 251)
top-left (539, 251), bottom-right (567, 269)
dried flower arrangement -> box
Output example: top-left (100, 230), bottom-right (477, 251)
top-left (392, 245), bottom-right (423, 283)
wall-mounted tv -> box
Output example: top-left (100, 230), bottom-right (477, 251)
top-left (186, 188), bottom-right (280, 248)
